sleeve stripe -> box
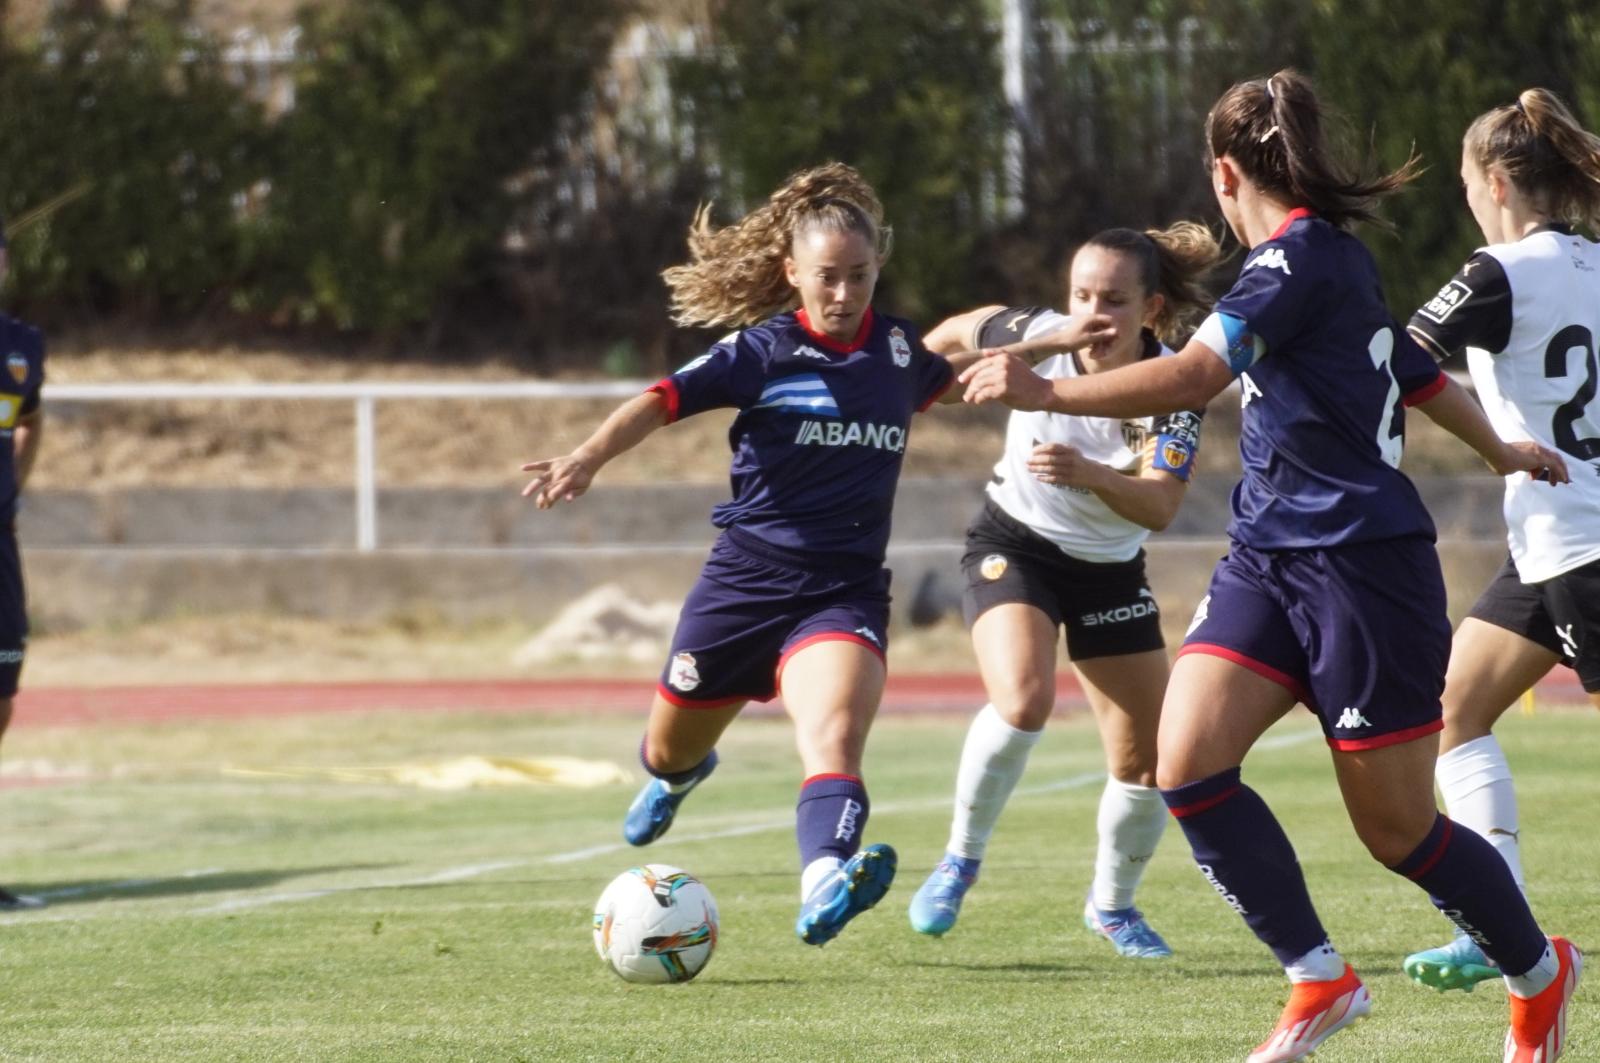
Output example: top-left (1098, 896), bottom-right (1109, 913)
top-left (647, 379), bottom-right (681, 424)
top-left (1401, 372), bottom-right (1448, 407)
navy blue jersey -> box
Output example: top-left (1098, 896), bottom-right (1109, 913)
top-left (650, 308), bottom-right (953, 562)
top-left (0, 315), bottom-right (43, 518)
top-left (1201, 210), bottom-right (1445, 549)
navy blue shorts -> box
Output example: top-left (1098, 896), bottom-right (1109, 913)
top-left (657, 528), bottom-right (891, 708)
top-left (0, 531), bottom-right (25, 698)
top-left (1178, 537), bottom-right (1449, 750)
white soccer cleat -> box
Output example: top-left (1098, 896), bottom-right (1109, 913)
top-left (1246, 964), bottom-right (1371, 1063)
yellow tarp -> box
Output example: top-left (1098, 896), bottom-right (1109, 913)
top-left (222, 755), bottom-right (629, 791)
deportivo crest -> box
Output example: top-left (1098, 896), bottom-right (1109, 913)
top-left (6, 353), bottom-right (27, 385)
top-left (980, 554), bottom-right (1008, 581)
top-left (888, 327), bottom-right (912, 368)
top-left (668, 652), bottom-right (701, 692)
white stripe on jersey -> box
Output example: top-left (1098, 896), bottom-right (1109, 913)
top-left (752, 374), bottom-right (841, 416)
top-left (1474, 231), bottom-right (1600, 582)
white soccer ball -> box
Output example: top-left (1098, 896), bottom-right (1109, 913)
top-left (592, 864), bottom-right (719, 984)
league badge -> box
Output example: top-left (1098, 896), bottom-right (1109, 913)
top-left (888, 327), bottom-right (912, 368)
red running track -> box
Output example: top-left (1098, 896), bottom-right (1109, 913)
top-left (12, 669), bottom-right (1589, 728)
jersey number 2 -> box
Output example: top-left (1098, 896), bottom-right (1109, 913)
top-left (1369, 329), bottom-right (1403, 469)
top-left (1545, 325), bottom-right (1600, 461)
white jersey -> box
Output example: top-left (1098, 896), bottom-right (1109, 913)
top-left (1410, 227), bottom-right (1600, 582)
top-left (973, 307), bottom-right (1202, 563)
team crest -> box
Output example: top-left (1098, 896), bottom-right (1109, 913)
top-left (888, 327), bottom-right (912, 368)
top-left (1161, 440), bottom-right (1191, 468)
top-left (980, 554), bottom-right (1008, 581)
top-left (6, 353), bottom-right (27, 385)
top-left (667, 652), bottom-right (701, 692)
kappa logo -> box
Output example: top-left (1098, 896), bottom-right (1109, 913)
top-left (1556, 623), bottom-right (1578, 659)
top-left (676, 352), bottom-right (714, 375)
top-left (1247, 247), bottom-right (1292, 275)
top-left (792, 344), bottom-right (831, 362)
top-left (1417, 280), bottom-right (1472, 325)
top-left (1336, 706), bottom-right (1372, 729)
top-left (980, 553), bottom-right (1008, 581)
top-left (1184, 594), bottom-right (1211, 637)
top-left (889, 326), bottom-right (913, 368)
top-left (853, 625), bottom-right (883, 649)
top-left (668, 652), bottom-right (701, 692)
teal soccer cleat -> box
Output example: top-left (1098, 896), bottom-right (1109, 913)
top-left (797, 843), bottom-right (897, 946)
top-left (1403, 934), bottom-right (1500, 992)
top-left (621, 750), bottom-right (718, 846)
top-left (1083, 899), bottom-right (1173, 958)
top-left (908, 855), bottom-right (979, 936)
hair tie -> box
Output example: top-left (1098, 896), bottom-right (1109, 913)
top-left (1265, 76), bottom-right (1277, 100)
top-left (1513, 98), bottom-right (1527, 116)
top-left (1259, 125), bottom-right (1280, 144)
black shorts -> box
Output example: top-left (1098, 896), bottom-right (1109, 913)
top-left (961, 499), bottom-right (1163, 661)
top-left (0, 531), bottom-right (25, 698)
top-left (1469, 554), bottom-right (1600, 693)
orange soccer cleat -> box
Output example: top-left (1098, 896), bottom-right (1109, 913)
top-left (1246, 965), bottom-right (1371, 1063)
top-left (1504, 936), bottom-right (1582, 1063)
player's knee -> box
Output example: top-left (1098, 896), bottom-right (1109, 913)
top-left (991, 683), bottom-right (1053, 730)
top-left (1353, 812), bottom-right (1433, 867)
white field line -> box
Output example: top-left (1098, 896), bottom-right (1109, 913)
top-left (18, 727), bottom-right (1325, 922)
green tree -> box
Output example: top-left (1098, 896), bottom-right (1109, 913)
top-left (673, 0), bottom-right (1005, 323)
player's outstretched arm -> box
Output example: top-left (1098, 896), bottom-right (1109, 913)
top-left (1412, 375), bottom-right (1570, 483)
top-left (521, 390), bottom-right (670, 509)
top-left (961, 338), bottom-right (1229, 417)
top-left (1026, 443), bottom-right (1189, 530)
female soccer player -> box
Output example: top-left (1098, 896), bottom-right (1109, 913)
top-left (0, 219), bottom-right (46, 913)
top-left (906, 223), bottom-right (1220, 959)
top-left (522, 162), bottom-right (1109, 947)
top-left (960, 71), bottom-right (1580, 1063)
top-left (1400, 89), bottom-right (1600, 994)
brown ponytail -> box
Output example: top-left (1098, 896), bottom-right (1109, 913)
top-left (661, 162), bottom-right (891, 328)
top-left (1205, 69), bottom-right (1421, 230)
top-left (1465, 88), bottom-right (1600, 232)
top-left (1081, 222), bottom-right (1223, 343)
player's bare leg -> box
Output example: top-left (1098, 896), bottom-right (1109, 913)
top-left (911, 603), bottom-right (1054, 935)
top-left (1076, 649), bottom-right (1171, 957)
top-left (780, 639), bottom-right (896, 945)
top-left (0, 694), bottom-right (40, 911)
top-left (1406, 619), bottom-right (1557, 987)
top-left (622, 694), bottom-right (743, 846)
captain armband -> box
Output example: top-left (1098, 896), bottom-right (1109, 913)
top-left (1193, 312), bottom-right (1265, 376)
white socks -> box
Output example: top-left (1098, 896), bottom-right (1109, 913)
top-left (1091, 778), bottom-right (1168, 912)
top-left (1437, 735), bottom-right (1525, 891)
top-left (946, 704), bottom-right (1042, 860)
top-left (1505, 942), bottom-right (1559, 999)
top-left (800, 856), bottom-right (843, 901)
top-left (1285, 940), bottom-right (1347, 984)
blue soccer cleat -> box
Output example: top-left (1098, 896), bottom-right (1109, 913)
top-left (796, 843), bottom-right (897, 946)
top-left (1083, 898), bottom-right (1173, 959)
top-left (621, 750), bottom-right (718, 846)
top-left (908, 854), bottom-right (979, 936)
top-left (1403, 934), bottom-right (1500, 992)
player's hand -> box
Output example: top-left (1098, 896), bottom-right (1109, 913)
top-left (959, 350), bottom-right (1056, 411)
top-left (1491, 440), bottom-right (1570, 485)
top-left (521, 453), bottom-right (596, 508)
top-left (1026, 443), bottom-right (1102, 489)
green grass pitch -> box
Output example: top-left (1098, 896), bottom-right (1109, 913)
top-left (4, 705), bottom-right (1595, 1061)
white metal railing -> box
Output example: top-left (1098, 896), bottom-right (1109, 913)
top-left (45, 381), bottom-right (651, 552)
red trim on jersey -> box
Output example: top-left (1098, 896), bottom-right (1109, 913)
top-left (1177, 643), bottom-right (1314, 706)
top-left (1327, 718), bottom-right (1443, 752)
top-left (802, 772), bottom-right (863, 787)
top-left (1401, 371), bottom-right (1448, 407)
top-left (1166, 785), bottom-right (1242, 820)
top-left (654, 683), bottom-right (748, 710)
top-left (917, 374), bottom-right (954, 412)
top-left (647, 379), bottom-right (681, 424)
top-left (796, 307), bottom-right (875, 353)
top-left (1400, 817), bottom-right (1453, 880)
top-left (1269, 207), bottom-right (1316, 240)
top-left (773, 632), bottom-right (886, 692)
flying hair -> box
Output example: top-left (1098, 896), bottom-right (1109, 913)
top-left (1206, 69), bottom-right (1421, 230)
top-left (661, 163), bottom-right (891, 328)
top-left (1465, 88), bottom-right (1600, 232)
top-left (1079, 222), bottom-right (1223, 342)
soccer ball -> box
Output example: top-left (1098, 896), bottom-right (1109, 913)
top-left (592, 864), bottom-right (719, 984)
